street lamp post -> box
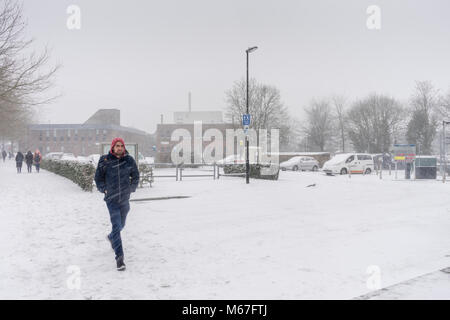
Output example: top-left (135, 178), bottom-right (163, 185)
top-left (245, 46), bottom-right (258, 184)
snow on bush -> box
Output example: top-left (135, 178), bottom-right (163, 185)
top-left (41, 159), bottom-right (96, 191)
top-left (223, 163), bottom-right (280, 180)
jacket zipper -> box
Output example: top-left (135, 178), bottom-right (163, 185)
top-left (118, 158), bottom-right (121, 202)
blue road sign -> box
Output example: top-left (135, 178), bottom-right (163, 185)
top-left (242, 114), bottom-right (251, 126)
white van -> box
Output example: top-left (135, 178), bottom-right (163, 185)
top-left (322, 153), bottom-right (374, 175)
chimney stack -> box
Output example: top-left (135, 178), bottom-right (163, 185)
top-left (188, 92), bottom-right (191, 112)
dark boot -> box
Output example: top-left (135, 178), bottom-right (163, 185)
top-left (116, 255), bottom-right (126, 271)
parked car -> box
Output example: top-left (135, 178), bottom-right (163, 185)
top-left (87, 154), bottom-right (101, 166)
top-left (280, 156), bottom-right (319, 171)
top-left (322, 153), bottom-right (374, 175)
top-left (43, 152), bottom-right (64, 160)
top-left (76, 156), bottom-right (91, 163)
top-left (60, 153), bottom-right (77, 161)
top-left (216, 154), bottom-right (246, 167)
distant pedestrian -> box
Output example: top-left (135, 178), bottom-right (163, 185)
top-left (25, 151), bottom-right (33, 173)
top-left (15, 151), bottom-right (24, 173)
top-left (1, 150), bottom-right (6, 162)
top-left (8, 151), bottom-right (13, 160)
top-left (34, 149), bottom-right (42, 173)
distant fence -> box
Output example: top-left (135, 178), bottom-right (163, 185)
top-left (148, 163), bottom-right (217, 183)
top-left (147, 162), bottom-right (280, 182)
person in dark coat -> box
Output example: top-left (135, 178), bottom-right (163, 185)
top-left (33, 149), bottom-right (42, 173)
top-left (1, 150), bottom-right (6, 162)
top-left (15, 151), bottom-right (24, 173)
top-left (94, 137), bottom-right (139, 271)
top-left (25, 151), bottom-right (33, 173)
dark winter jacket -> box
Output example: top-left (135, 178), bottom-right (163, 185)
top-left (94, 151), bottom-right (140, 203)
top-left (34, 153), bottom-right (41, 164)
top-left (1, 150), bottom-right (6, 158)
top-left (15, 152), bottom-right (24, 166)
top-left (25, 152), bottom-right (33, 165)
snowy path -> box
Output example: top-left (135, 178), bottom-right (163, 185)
top-left (1, 160), bottom-right (449, 299)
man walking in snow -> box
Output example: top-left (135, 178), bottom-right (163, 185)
top-left (1, 150), bottom-right (6, 162)
top-left (94, 138), bottom-right (139, 271)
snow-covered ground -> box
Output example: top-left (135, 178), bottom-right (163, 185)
top-left (1, 160), bottom-right (449, 299)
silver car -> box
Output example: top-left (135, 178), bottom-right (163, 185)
top-left (280, 156), bottom-right (320, 171)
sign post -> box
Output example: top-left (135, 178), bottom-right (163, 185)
top-left (243, 114), bottom-right (251, 184)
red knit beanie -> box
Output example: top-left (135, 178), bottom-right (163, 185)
top-left (110, 137), bottom-right (126, 154)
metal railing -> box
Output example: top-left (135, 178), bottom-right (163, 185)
top-left (148, 162), bottom-right (219, 181)
top-left (147, 162), bottom-right (277, 181)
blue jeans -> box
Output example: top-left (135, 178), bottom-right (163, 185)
top-left (106, 200), bottom-right (130, 260)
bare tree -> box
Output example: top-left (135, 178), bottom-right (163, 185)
top-left (347, 94), bottom-right (404, 153)
top-left (225, 78), bottom-right (290, 147)
top-left (436, 88), bottom-right (450, 119)
top-left (406, 81), bottom-right (439, 154)
top-left (331, 95), bottom-right (348, 152)
top-left (0, 0), bottom-right (59, 141)
top-left (303, 99), bottom-right (334, 152)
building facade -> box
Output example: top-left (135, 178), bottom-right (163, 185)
top-left (173, 111), bottom-right (223, 124)
top-left (21, 109), bottom-right (154, 156)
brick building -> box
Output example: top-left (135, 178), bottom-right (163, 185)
top-left (21, 109), bottom-right (154, 156)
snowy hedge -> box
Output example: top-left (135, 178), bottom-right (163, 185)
top-left (41, 159), bottom-right (96, 191)
top-left (223, 163), bottom-right (280, 180)
top-left (138, 163), bottom-right (153, 187)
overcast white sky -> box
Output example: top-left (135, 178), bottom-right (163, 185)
top-left (22, 0), bottom-right (450, 134)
